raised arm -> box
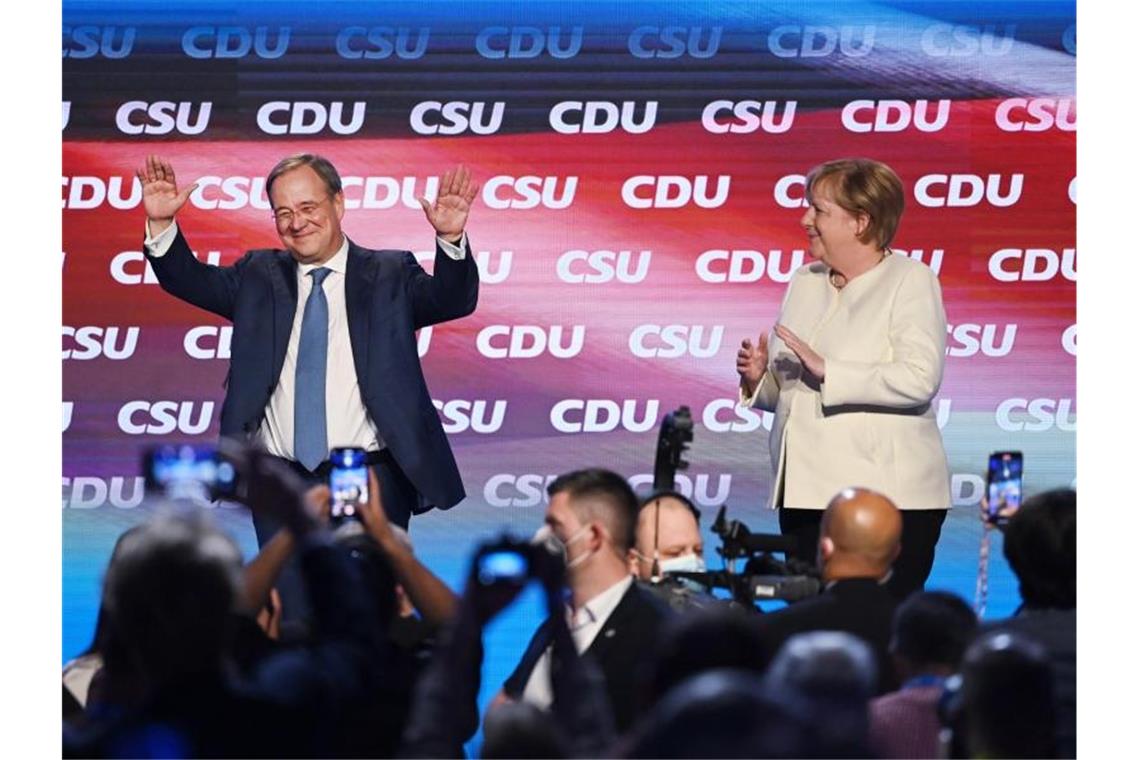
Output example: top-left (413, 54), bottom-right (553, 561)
top-left (138, 155), bottom-right (246, 319)
top-left (408, 165), bottom-right (480, 328)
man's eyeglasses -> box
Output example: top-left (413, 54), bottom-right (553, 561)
top-left (272, 195), bottom-right (330, 227)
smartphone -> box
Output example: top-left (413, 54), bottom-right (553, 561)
top-left (986, 451), bottom-right (1023, 525)
top-left (329, 447), bottom-right (369, 525)
top-left (143, 444), bottom-right (239, 501)
top-left (476, 549), bottom-right (530, 586)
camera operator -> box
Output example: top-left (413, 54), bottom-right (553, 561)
top-left (629, 491), bottom-right (729, 612)
top-left (496, 468), bottom-right (675, 734)
top-left (753, 486), bottom-right (903, 694)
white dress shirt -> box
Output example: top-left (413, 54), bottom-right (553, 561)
top-left (144, 220), bottom-right (466, 462)
top-left (520, 575), bottom-right (633, 709)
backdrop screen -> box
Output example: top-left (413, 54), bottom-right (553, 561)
top-left (63, 0), bottom-right (1075, 738)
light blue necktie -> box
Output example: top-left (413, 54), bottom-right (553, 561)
top-left (294, 267), bottom-right (332, 471)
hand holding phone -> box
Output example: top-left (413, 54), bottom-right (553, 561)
top-left (984, 451), bottom-right (1023, 527)
top-left (329, 447), bottom-right (369, 526)
top-left (144, 444), bottom-right (240, 502)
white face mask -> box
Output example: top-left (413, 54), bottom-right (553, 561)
top-left (658, 552), bottom-right (707, 592)
top-left (532, 524), bottom-right (593, 569)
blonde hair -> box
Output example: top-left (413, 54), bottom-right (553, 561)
top-left (805, 158), bottom-right (905, 249)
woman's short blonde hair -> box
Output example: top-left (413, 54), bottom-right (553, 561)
top-left (805, 158), bottom-right (905, 249)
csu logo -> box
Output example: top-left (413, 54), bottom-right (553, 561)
top-left (622, 176), bottom-right (731, 209)
top-left (550, 101), bottom-right (657, 135)
top-left (62, 177), bottom-right (140, 210)
top-left (550, 399), bottom-right (660, 433)
top-left (696, 249), bottom-right (805, 283)
top-left (628, 26), bottom-right (722, 59)
top-left (411, 101), bottom-right (504, 135)
top-left (995, 98), bottom-right (1075, 132)
top-left (485, 474), bottom-right (557, 508)
top-left (946, 324), bottom-right (1018, 358)
top-left (115, 101), bottom-right (212, 135)
top-left (921, 24), bottom-right (1016, 57)
top-left (476, 26), bottom-right (583, 59)
top-left (477, 325), bottom-right (585, 359)
top-left (703, 399), bottom-right (774, 432)
top-left (433, 399), bottom-right (507, 434)
top-left (557, 250), bottom-right (651, 284)
top-left (841, 100), bottom-right (950, 133)
top-left (182, 26), bottom-right (290, 59)
top-left (995, 398), bottom-right (1075, 432)
top-left (63, 25), bottom-right (135, 58)
top-left (335, 26), bottom-right (429, 59)
top-left (184, 326), bottom-right (233, 360)
top-left (483, 176), bottom-right (577, 210)
top-left (63, 326), bottom-right (139, 360)
top-left (914, 174), bottom-right (1023, 208)
top-left (117, 401), bottom-right (216, 435)
top-left (701, 101), bottom-right (796, 134)
top-left (62, 477), bottom-right (145, 510)
top-left (257, 102), bottom-right (366, 135)
top-left (630, 325), bottom-right (724, 359)
top-left (988, 248), bottom-right (1076, 282)
top-left (111, 249), bottom-right (221, 285)
top-left (767, 25), bottom-right (875, 58)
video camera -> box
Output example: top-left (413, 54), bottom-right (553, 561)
top-left (645, 405), bottom-right (820, 608)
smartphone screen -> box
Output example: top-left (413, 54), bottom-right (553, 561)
top-left (986, 451), bottom-right (1023, 525)
top-left (477, 550), bottom-right (529, 585)
top-left (329, 447), bottom-right (369, 524)
top-left (144, 444), bottom-right (238, 501)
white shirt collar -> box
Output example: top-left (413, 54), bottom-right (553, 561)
top-left (297, 235), bottom-right (349, 277)
top-left (569, 575), bottom-right (633, 632)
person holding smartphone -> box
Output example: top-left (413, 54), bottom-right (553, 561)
top-left (735, 158), bottom-right (951, 600)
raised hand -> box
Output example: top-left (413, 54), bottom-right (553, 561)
top-left (774, 324), bottom-right (826, 380)
top-left (419, 164), bottom-right (478, 242)
top-left (136, 154), bottom-right (198, 234)
top-left (736, 331), bottom-right (770, 395)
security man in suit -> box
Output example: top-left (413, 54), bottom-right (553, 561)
top-left (496, 469), bottom-right (674, 733)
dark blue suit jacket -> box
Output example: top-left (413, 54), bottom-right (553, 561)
top-left (145, 228), bottom-right (478, 511)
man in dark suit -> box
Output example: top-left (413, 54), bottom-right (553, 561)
top-left (137, 154), bottom-right (478, 531)
top-left (497, 469), bottom-right (674, 733)
top-left (754, 487), bottom-right (904, 694)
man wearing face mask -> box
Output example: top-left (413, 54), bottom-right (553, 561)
top-left (498, 468), bottom-right (675, 733)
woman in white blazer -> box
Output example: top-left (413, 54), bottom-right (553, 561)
top-left (736, 158), bottom-right (951, 599)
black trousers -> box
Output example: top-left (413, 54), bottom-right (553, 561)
top-left (778, 507), bottom-right (948, 601)
top-left (250, 449), bottom-right (419, 635)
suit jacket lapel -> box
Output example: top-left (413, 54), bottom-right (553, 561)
top-left (344, 241), bottom-right (373, 391)
top-left (583, 584), bottom-right (636, 661)
top-left (269, 251), bottom-right (298, 388)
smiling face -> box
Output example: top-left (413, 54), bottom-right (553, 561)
top-left (268, 165), bottom-right (346, 265)
top-left (799, 181), bottom-right (867, 269)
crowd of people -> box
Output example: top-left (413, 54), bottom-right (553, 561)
top-left (61, 444), bottom-right (1076, 758)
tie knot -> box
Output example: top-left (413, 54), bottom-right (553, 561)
top-left (309, 267), bottom-right (332, 286)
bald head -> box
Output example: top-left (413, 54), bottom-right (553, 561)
top-left (819, 488), bottom-right (902, 580)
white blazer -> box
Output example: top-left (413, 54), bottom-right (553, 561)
top-left (742, 253), bottom-right (952, 510)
